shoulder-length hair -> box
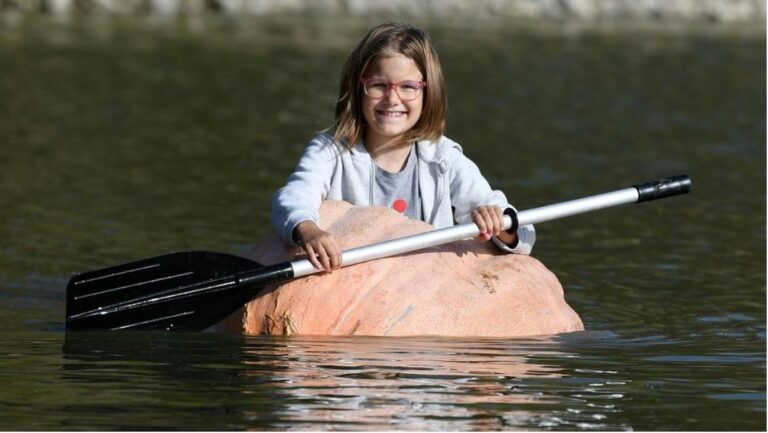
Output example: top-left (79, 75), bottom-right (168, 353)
top-left (331, 23), bottom-right (447, 149)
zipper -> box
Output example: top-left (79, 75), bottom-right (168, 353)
top-left (369, 158), bottom-right (375, 206)
top-left (428, 159), bottom-right (448, 224)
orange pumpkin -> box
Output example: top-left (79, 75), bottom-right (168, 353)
top-left (215, 200), bottom-right (583, 337)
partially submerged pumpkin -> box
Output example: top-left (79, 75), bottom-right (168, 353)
top-left (215, 200), bottom-right (583, 337)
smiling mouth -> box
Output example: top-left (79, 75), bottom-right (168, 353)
top-left (376, 110), bottom-right (407, 117)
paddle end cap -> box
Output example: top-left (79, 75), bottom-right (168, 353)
top-left (503, 207), bottom-right (519, 235)
top-left (634, 175), bottom-right (692, 202)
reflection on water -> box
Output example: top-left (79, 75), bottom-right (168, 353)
top-left (56, 330), bottom-right (763, 431)
top-left (241, 337), bottom-right (566, 430)
top-left (57, 332), bottom-right (637, 431)
top-left (0, 326), bottom-right (759, 430)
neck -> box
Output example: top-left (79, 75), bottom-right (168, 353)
top-left (365, 134), bottom-right (413, 173)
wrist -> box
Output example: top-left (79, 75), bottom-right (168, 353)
top-left (293, 220), bottom-right (318, 244)
top-left (496, 231), bottom-right (519, 248)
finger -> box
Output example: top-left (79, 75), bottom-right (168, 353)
top-left (329, 238), bottom-right (341, 269)
top-left (328, 243), bottom-right (341, 270)
top-left (481, 209), bottom-right (497, 239)
top-left (316, 244), bottom-right (332, 273)
top-left (479, 206), bottom-right (501, 235)
top-left (473, 209), bottom-right (491, 241)
top-left (317, 235), bottom-right (341, 271)
top-left (489, 206), bottom-right (503, 236)
top-left (472, 209), bottom-right (485, 231)
top-left (305, 244), bottom-right (323, 271)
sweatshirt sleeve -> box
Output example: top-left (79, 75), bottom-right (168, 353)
top-left (491, 210), bottom-right (536, 255)
top-left (271, 134), bottom-right (339, 246)
top-left (446, 147), bottom-right (536, 255)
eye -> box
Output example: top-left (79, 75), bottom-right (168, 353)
top-left (400, 81), bottom-right (421, 91)
top-left (368, 80), bottom-right (388, 89)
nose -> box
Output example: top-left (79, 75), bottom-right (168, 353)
top-left (384, 84), bottom-right (401, 103)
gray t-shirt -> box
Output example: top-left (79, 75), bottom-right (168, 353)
top-left (372, 146), bottom-right (422, 220)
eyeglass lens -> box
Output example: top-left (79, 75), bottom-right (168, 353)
top-left (364, 80), bottom-right (423, 101)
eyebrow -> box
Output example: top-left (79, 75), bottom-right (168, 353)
top-left (365, 76), bottom-right (424, 81)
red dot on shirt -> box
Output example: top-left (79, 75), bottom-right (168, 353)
top-left (392, 199), bottom-right (408, 213)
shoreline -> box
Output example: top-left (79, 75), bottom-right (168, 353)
top-left (1, 0), bottom-right (765, 25)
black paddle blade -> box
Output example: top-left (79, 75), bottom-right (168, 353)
top-left (65, 251), bottom-right (286, 332)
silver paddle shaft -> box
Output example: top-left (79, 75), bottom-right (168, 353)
top-left (290, 186), bottom-right (640, 278)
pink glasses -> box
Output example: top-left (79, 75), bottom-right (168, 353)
top-left (359, 77), bottom-right (427, 101)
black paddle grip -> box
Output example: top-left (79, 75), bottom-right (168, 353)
top-left (504, 207), bottom-right (519, 235)
top-left (237, 262), bottom-right (295, 287)
top-left (633, 175), bottom-right (692, 203)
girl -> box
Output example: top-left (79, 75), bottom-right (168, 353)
top-left (272, 22), bottom-right (535, 272)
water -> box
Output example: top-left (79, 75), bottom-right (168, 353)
top-left (0, 17), bottom-right (765, 430)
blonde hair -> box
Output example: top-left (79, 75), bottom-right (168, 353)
top-left (332, 23), bottom-right (447, 149)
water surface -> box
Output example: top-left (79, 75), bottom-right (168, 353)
top-left (0, 17), bottom-right (764, 430)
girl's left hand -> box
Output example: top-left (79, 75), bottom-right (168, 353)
top-left (472, 205), bottom-right (518, 245)
top-left (472, 205), bottom-right (504, 242)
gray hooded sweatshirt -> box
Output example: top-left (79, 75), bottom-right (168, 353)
top-left (272, 133), bottom-right (535, 255)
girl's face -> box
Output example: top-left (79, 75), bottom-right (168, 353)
top-left (361, 54), bottom-right (424, 148)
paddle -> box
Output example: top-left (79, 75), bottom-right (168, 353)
top-left (65, 175), bottom-right (692, 332)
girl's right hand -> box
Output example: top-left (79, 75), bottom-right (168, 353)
top-left (293, 221), bottom-right (342, 273)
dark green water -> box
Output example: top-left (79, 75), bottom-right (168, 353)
top-left (0, 17), bottom-right (764, 430)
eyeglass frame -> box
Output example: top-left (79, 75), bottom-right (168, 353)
top-left (359, 77), bottom-right (427, 101)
